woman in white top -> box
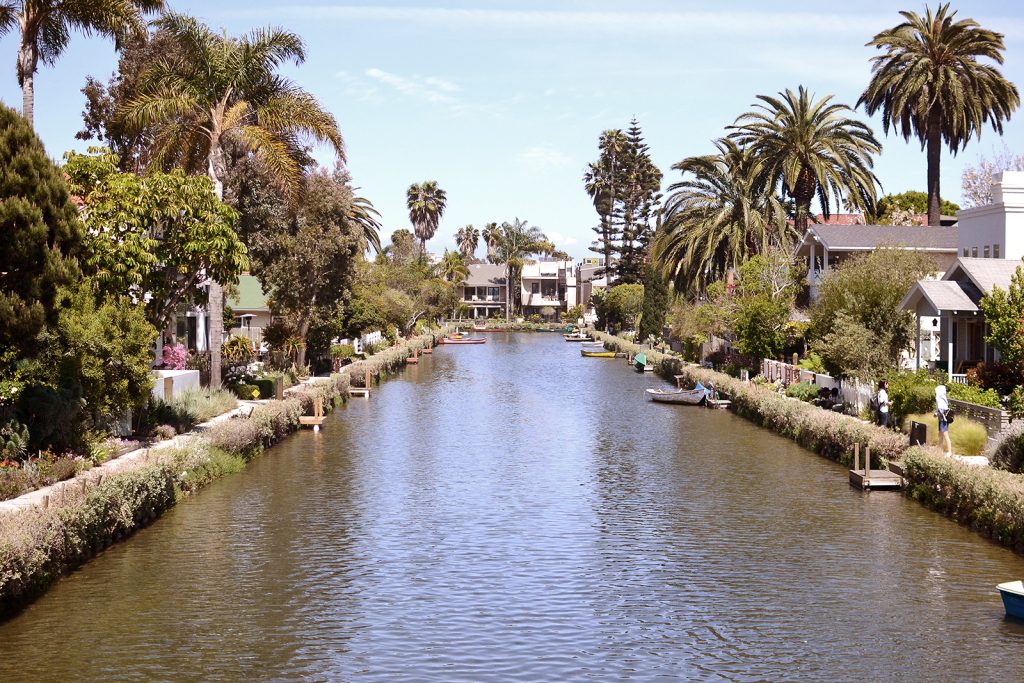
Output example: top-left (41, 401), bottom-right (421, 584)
top-left (935, 384), bottom-right (952, 456)
top-left (876, 380), bottom-right (890, 428)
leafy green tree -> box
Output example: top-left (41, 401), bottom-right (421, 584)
top-left (809, 248), bottom-right (937, 378)
top-left (406, 180), bottom-right (447, 261)
top-left (860, 4), bottom-right (1019, 225)
top-left (122, 11), bottom-right (344, 387)
top-left (64, 147), bottom-right (247, 332)
top-left (731, 295), bottom-right (790, 362)
top-left (731, 86), bottom-right (882, 234)
top-left (871, 190), bottom-right (960, 223)
top-left (456, 224), bottom-right (480, 260)
top-left (0, 104), bottom-right (83, 359)
top-left (654, 138), bottom-right (793, 295)
top-left (638, 262), bottom-right (668, 342)
top-left (811, 312), bottom-right (890, 382)
top-left (383, 229), bottom-right (418, 266)
top-left (249, 166), bottom-right (362, 368)
top-left (0, 0), bottom-right (161, 126)
top-left (978, 263), bottom-right (1024, 367)
top-left (34, 283), bottom-right (155, 435)
top-left (492, 218), bottom-right (550, 318)
top-left (597, 283), bottom-right (644, 332)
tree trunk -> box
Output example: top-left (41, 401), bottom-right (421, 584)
top-left (17, 42), bottom-right (35, 126)
top-left (926, 110), bottom-right (942, 226)
top-left (296, 319), bottom-right (310, 369)
top-left (793, 167), bottom-right (817, 236)
top-left (207, 143), bottom-right (228, 389)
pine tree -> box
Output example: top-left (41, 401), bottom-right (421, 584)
top-left (617, 119), bottom-right (662, 284)
top-left (0, 105), bottom-right (83, 359)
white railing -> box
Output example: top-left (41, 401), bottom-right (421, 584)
top-left (950, 374), bottom-right (969, 385)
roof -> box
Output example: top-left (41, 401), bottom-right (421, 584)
top-left (464, 263), bottom-right (507, 287)
top-left (229, 274), bottom-right (269, 312)
top-left (797, 224), bottom-right (958, 251)
top-left (945, 258), bottom-right (1021, 294)
top-left (899, 279), bottom-right (979, 315)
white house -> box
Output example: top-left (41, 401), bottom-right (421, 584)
top-left (520, 258), bottom-right (576, 320)
top-left (900, 171), bottom-right (1024, 380)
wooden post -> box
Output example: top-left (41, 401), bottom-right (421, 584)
top-left (163, 376), bottom-right (174, 402)
top-left (854, 443), bottom-right (860, 472)
top-left (42, 495), bottom-right (49, 509)
top-left (865, 445), bottom-right (870, 477)
top-left (365, 367), bottom-right (371, 389)
top-left (275, 376), bottom-right (284, 401)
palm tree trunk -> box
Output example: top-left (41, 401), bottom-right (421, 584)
top-left (926, 109), bottom-right (942, 227)
top-left (793, 168), bottom-right (816, 235)
top-left (17, 42), bottom-right (35, 126)
top-left (207, 144), bottom-right (228, 389)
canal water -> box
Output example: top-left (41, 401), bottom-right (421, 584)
top-left (2, 333), bottom-right (1024, 681)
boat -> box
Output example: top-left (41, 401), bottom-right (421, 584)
top-left (645, 382), bottom-right (709, 405)
top-left (634, 352), bottom-right (654, 373)
top-left (581, 350), bottom-right (617, 358)
top-left (473, 322), bottom-right (487, 331)
top-left (998, 580), bottom-right (1024, 619)
top-left (581, 341), bottom-right (605, 349)
top-left (564, 333), bottom-right (594, 342)
top-left (438, 336), bottom-right (486, 345)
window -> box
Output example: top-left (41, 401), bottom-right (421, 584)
top-left (963, 248), bottom-right (970, 257)
top-left (972, 247), bottom-right (978, 257)
top-left (984, 245), bottom-right (991, 258)
top-left (994, 244), bottom-right (1001, 259)
top-left (531, 282), bottom-right (539, 294)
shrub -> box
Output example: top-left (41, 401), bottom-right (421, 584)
top-left (1009, 386), bottom-right (1024, 420)
top-left (151, 388), bottom-right (238, 433)
top-left (970, 362), bottom-right (1024, 395)
top-left (204, 418), bottom-right (263, 458)
top-left (784, 381), bottom-right (820, 402)
top-left (0, 420), bottom-right (29, 460)
top-left (903, 446), bottom-right (1024, 552)
top-left (228, 383), bottom-right (260, 401)
top-left (904, 413), bottom-right (989, 456)
top-left (948, 382), bottom-right (1002, 409)
top-left (990, 421), bottom-right (1024, 473)
top-left (886, 370), bottom-right (939, 427)
top-left (161, 343), bottom-right (188, 370)
top-left (154, 424), bottom-right (176, 441)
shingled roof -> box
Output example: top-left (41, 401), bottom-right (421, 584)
top-left (946, 258), bottom-right (1022, 294)
top-left (799, 225), bottom-right (958, 251)
top-left (463, 263), bottom-right (507, 287)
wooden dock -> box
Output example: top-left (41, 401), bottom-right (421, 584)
top-left (706, 399), bottom-right (732, 410)
top-left (299, 397), bottom-right (326, 429)
top-left (849, 444), bottom-right (903, 490)
top-left (348, 368), bottom-right (372, 398)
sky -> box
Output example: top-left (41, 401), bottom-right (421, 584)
top-left (2, 1), bottom-right (1024, 260)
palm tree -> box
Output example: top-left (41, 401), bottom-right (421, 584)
top-left (406, 180), bottom-right (447, 262)
top-left (481, 222), bottom-right (501, 262)
top-left (492, 218), bottom-right (551, 319)
top-left (350, 194), bottom-right (382, 255)
top-left (455, 224), bottom-right (480, 260)
top-left (859, 4), bottom-right (1019, 225)
top-left (730, 86), bottom-right (882, 235)
top-left (654, 138), bottom-right (794, 295)
top-left (435, 249), bottom-right (469, 283)
top-left (0, 0), bottom-right (163, 126)
top-left (122, 12), bottom-right (345, 388)
top-left (584, 129), bottom-right (627, 277)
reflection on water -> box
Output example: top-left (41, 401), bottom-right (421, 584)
top-left (2, 333), bottom-right (1024, 681)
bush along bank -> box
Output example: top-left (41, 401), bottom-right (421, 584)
top-left (902, 446), bottom-right (1024, 553)
top-left (0, 333), bottom-right (437, 619)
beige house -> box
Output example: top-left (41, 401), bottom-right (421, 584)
top-left (458, 264), bottom-right (507, 318)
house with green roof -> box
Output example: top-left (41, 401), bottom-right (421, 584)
top-left (228, 274), bottom-right (272, 346)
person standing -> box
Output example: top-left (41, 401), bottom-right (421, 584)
top-left (876, 380), bottom-right (890, 428)
top-left (935, 384), bottom-right (953, 456)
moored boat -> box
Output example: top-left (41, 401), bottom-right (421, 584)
top-left (581, 350), bottom-right (617, 358)
top-left (998, 580), bottom-right (1024, 619)
top-left (581, 341), bottom-right (605, 349)
top-left (438, 336), bottom-right (486, 345)
top-left (645, 383), bottom-right (709, 405)
top-left (473, 322), bottom-right (487, 331)
top-left (564, 333), bottom-right (594, 342)
top-left (634, 352), bottom-right (654, 373)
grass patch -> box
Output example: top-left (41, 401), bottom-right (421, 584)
top-left (904, 413), bottom-right (989, 456)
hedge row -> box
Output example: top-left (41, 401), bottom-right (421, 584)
top-left (0, 333), bottom-right (435, 618)
top-left (903, 446), bottom-right (1024, 552)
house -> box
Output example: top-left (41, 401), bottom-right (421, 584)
top-left (900, 171), bottom-right (1024, 380)
top-left (227, 274), bottom-right (272, 347)
top-left (520, 258), bottom-right (576, 320)
top-left (576, 259), bottom-right (610, 322)
top-left (794, 223), bottom-right (959, 302)
top-left (459, 263), bottom-right (507, 318)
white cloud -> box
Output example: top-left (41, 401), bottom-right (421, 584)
top-left (365, 67), bottom-right (456, 104)
top-left (546, 231), bottom-right (579, 247)
top-left (516, 145), bottom-right (573, 172)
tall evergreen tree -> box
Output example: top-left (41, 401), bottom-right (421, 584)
top-left (584, 129), bottom-right (627, 279)
top-left (617, 119), bottom-right (663, 284)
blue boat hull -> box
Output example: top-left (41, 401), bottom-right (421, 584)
top-left (998, 584), bottom-right (1024, 620)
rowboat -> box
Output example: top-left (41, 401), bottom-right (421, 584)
top-left (645, 383), bottom-right (709, 405)
top-left (998, 580), bottom-right (1024, 619)
top-left (473, 322), bottom-right (487, 331)
top-left (581, 350), bottom-right (617, 358)
top-left (581, 341), bottom-right (605, 349)
top-left (634, 352), bottom-right (654, 373)
top-left (564, 333), bottom-right (594, 342)
top-left (438, 337), bottom-right (486, 345)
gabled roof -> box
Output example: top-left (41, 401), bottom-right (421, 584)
top-left (944, 257), bottom-right (1021, 294)
top-left (797, 224), bottom-right (958, 251)
top-left (463, 263), bottom-right (507, 287)
top-left (899, 279), bottom-right (979, 315)
top-left (229, 274), bottom-right (269, 312)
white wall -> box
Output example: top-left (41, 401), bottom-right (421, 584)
top-left (957, 171), bottom-right (1024, 260)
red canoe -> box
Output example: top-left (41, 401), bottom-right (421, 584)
top-left (438, 337), bottom-right (487, 345)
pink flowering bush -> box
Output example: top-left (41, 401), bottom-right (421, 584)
top-left (161, 343), bottom-right (188, 370)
